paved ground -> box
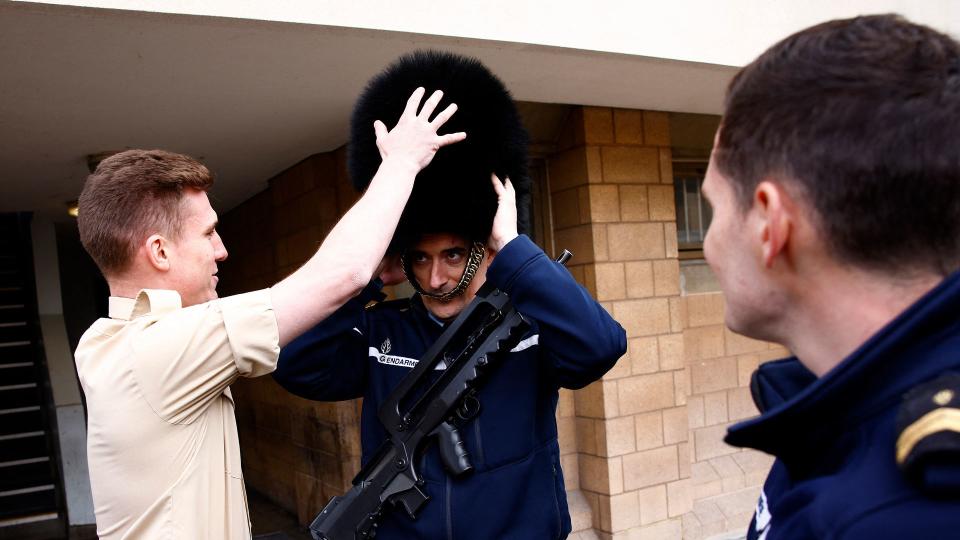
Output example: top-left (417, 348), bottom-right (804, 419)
top-left (249, 490), bottom-right (312, 540)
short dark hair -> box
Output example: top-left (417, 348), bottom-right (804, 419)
top-left (78, 149), bottom-right (214, 276)
top-left (715, 14), bottom-right (960, 275)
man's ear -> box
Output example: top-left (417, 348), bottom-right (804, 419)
top-left (144, 234), bottom-right (171, 272)
top-left (754, 180), bottom-right (793, 269)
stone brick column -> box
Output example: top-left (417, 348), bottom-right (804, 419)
top-left (221, 149), bottom-right (367, 525)
top-left (547, 106), bottom-right (689, 539)
top-left (683, 292), bottom-right (786, 537)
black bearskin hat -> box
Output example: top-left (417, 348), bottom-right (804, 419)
top-left (349, 50), bottom-right (531, 253)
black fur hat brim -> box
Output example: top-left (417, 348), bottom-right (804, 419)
top-left (349, 50), bottom-right (531, 252)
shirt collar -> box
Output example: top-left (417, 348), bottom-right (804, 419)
top-left (108, 289), bottom-right (183, 320)
top-left (426, 309), bottom-right (447, 327)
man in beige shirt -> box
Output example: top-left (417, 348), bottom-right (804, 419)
top-left (74, 88), bottom-right (464, 539)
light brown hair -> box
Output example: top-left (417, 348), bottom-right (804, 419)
top-left (77, 149), bottom-right (214, 276)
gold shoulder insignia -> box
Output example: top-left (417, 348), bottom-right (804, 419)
top-left (895, 372), bottom-right (960, 495)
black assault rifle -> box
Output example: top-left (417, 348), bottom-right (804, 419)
top-left (309, 250), bottom-right (572, 540)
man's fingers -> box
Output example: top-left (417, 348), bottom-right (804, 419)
top-left (437, 132), bottom-right (467, 147)
top-left (419, 89), bottom-right (444, 120)
top-left (503, 176), bottom-right (515, 196)
top-left (430, 103), bottom-right (458, 128)
top-left (491, 173), bottom-right (504, 195)
top-left (373, 120), bottom-right (388, 140)
top-left (401, 87), bottom-right (426, 119)
top-left (491, 174), bottom-right (515, 198)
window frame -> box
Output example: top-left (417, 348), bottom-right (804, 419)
top-left (673, 159), bottom-right (712, 260)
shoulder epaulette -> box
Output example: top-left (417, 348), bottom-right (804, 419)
top-left (895, 371), bottom-right (960, 496)
top-left (365, 298), bottom-right (410, 312)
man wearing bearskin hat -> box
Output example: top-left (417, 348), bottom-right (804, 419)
top-left (273, 51), bottom-right (627, 539)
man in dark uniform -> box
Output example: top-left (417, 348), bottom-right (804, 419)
top-left (273, 51), bottom-right (626, 539)
top-left (702, 14), bottom-right (960, 540)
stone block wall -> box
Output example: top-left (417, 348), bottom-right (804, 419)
top-left (548, 106), bottom-right (688, 539)
top-left (218, 149), bottom-right (366, 525)
top-left (547, 106), bottom-right (789, 540)
top-left (681, 292), bottom-right (786, 539)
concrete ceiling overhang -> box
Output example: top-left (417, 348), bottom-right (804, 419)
top-left (1, 2), bottom-right (738, 219)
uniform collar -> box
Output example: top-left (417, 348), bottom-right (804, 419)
top-left (108, 289), bottom-right (183, 320)
top-left (727, 271), bottom-right (960, 459)
top-left (409, 294), bottom-right (448, 328)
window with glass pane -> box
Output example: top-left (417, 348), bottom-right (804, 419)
top-left (673, 161), bottom-right (712, 252)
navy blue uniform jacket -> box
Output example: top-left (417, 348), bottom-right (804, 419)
top-left (726, 271), bottom-right (960, 539)
top-left (274, 235), bottom-right (627, 539)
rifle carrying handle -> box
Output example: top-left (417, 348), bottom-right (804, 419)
top-left (435, 420), bottom-right (473, 476)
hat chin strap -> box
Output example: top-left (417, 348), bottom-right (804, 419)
top-left (401, 241), bottom-right (485, 302)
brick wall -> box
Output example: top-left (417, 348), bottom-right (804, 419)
top-left (547, 106), bottom-right (688, 539)
top-left (547, 106), bottom-right (787, 540)
top-left (682, 293), bottom-right (786, 538)
top-left (218, 149), bottom-right (366, 525)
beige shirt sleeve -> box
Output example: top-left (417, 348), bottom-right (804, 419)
top-left (132, 289), bottom-right (280, 424)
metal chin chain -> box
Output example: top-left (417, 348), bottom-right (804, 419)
top-left (401, 241), bottom-right (485, 302)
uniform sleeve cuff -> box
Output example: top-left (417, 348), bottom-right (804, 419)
top-left (487, 235), bottom-right (544, 291)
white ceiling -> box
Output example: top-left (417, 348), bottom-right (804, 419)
top-left (1, 2), bottom-right (742, 219)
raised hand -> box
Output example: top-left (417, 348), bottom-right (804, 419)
top-left (489, 173), bottom-right (519, 251)
top-left (376, 253), bottom-right (406, 286)
top-left (374, 87), bottom-right (466, 173)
